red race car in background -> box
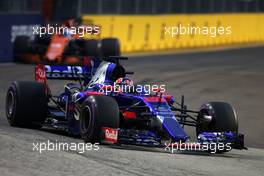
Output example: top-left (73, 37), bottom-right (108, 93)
top-left (13, 19), bottom-right (120, 64)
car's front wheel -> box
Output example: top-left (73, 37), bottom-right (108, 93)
top-left (6, 81), bottom-right (47, 128)
top-left (80, 95), bottom-right (119, 143)
top-left (196, 102), bottom-right (238, 136)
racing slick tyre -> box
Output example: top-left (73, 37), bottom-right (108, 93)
top-left (100, 38), bottom-right (120, 57)
top-left (6, 81), bottom-right (47, 128)
top-left (83, 39), bottom-right (100, 57)
top-left (196, 102), bottom-right (238, 136)
top-left (80, 95), bottom-right (119, 143)
top-left (13, 36), bottom-right (31, 62)
top-left (33, 34), bottom-right (51, 54)
top-left (34, 34), bottom-right (51, 45)
top-left (63, 40), bottom-right (82, 56)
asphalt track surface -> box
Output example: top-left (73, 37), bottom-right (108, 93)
top-left (0, 46), bottom-right (264, 176)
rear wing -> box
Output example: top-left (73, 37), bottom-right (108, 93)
top-left (35, 56), bottom-right (129, 84)
top-left (35, 59), bottom-right (101, 84)
top-left (44, 65), bottom-right (96, 80)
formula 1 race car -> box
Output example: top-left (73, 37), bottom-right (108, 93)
top-left (13, 35), bottom-right (120, 64)
top-left (5, 56), bottom-right (246, 153)
top-left (13, 19), bottom-right (120, 64)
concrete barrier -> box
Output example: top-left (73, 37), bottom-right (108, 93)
top-left (82, 14), bottom-right (264, 53)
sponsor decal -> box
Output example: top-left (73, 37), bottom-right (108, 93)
top-left (45, 65), bottom-right (84, 78)
top-left (35, 64), bottom-right (46, 83)
top-left (102, 127), bottom-right (118, 143)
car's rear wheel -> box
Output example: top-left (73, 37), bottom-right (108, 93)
top-left (34, 34), bottom-right (51, 45)
top-left (100, 38), bottom-right (120, 57)
top-left (6, 81), bottom-right (47, 128)
top-left (33, 34), bottom-right (51, 54)
top-left (196, 102), bottom-right (238, 136)
top-left (83, 39), bottom-right (100, 57)
top-left (80, 95), bottom-right (119, 143)
top-left (63, 40), bottom-right (81, 56)
top-left (13, 36), bottom-right (31, 62)
top-left (63, 39), bottom-right (100, 57)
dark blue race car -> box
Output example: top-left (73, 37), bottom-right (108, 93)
top-left (5, 56), bottom-right (245, 152)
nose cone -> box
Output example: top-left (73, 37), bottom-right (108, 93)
top-left (159, 115), bottom-right (189, 142)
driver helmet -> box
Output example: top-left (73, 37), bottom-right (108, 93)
top-left (115, 77), bottom-right (133, 86)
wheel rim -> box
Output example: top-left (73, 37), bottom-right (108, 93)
top-left (81, 106), bottom-right (92, 132)
top-left (74, 107), bottom-right (80, 121)
top-left (6, 91), bottom-right (15, 116)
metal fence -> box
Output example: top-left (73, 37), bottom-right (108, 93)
top-left (80, 0), bottom-right (264, 14)
top-left (0, 0), bottom-right (42, 13)
top-left (0, 0), bottom-right (263, 18)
